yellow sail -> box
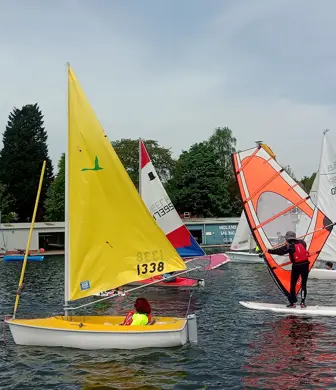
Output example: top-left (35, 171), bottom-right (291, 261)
top-left (68, 66), bottom-right (186, 301)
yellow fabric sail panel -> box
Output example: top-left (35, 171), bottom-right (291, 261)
top-left (68, 66), bottom-right (186, 301)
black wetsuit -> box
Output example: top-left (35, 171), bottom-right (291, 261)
top-left (268, 239), bottom-right (309, 304)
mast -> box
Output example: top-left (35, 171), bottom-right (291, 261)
top-left (314, 129), bottom-right (329, 208)
top-left (64, 63), bottom-right (70, 319)
top-left (138, 137), bottom-right (142, 197)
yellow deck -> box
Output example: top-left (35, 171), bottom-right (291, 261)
top-left (7, 316), bottom-right (186, 332)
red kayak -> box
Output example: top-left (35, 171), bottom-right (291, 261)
top-left (128, 275), bottom-right (204, 288)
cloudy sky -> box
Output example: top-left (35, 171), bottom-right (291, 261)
top-left (0, 0), bottom-right (335, 177)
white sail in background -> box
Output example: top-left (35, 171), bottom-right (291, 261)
top-left (230, 211), bottom-right (255, 251)
top-left (314, 131), bottom-right (336, 262)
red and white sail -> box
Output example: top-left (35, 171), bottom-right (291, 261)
top-left (139, 139), bottom-right (205, 258)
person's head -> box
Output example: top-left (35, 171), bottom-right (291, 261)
top-left (134, 297), bottom-right (151, 315)
top-left (277, 232), bottom-right (281, 237)
top-left (326, 261), bottom-right (333, 270)
top-left (285, 231), bottom-right (296, 243)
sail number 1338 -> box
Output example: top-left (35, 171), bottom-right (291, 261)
top-left (136, 250), bottom-right (165, 275)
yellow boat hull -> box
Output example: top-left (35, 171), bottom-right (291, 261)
top-left (6, 315), bottom-right (197, 350)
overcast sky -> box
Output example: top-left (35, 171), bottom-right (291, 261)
top-left (1, 0), bottom-right (335, 177)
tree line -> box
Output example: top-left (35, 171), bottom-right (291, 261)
top-left (0, 103), bottom-right (317, 222)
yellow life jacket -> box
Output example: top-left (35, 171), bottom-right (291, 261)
top-left (130, 313), bottom-right (148, 326)
top-left (256, 245), bottom-right (260, 252)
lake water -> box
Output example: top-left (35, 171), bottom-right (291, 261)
top-left (1, 257), bottom-right (336, 389)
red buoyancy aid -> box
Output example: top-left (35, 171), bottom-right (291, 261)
top-left (293, 243), bottom-right (309, 263)
top-left (122, 310), bottom-right (152, 325)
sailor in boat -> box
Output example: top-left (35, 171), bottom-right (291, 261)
top-left (122, 297), bottom-right (155, 325)
top-left (326, 261), bottom-right (334, 270)
top-left (266, 231), bottom-right (309, 309)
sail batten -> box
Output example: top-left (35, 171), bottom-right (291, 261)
top-left (67, 67), bottom-right (186, 301)
top-left (233, 145), bottom-right (332, 297)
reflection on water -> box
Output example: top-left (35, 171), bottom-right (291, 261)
top-left (243, 316), bottom-right (336, 389)
top-left (1, 258), bottom-right (336, 389)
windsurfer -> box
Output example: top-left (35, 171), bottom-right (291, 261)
top-left (266, 231), bottom-right (309, 308)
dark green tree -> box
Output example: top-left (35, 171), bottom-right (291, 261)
top-left (0, 183), bottom-right (17, 222)
top-left (112, 138), bottom-right (175, 189)
top-left (44, 153), bottom-right (65, 221)
top-left (0, 104), bottom-right (53, 221)
top-left (167, 142), bottom-right (232, 217)
top-left (208, 127), bottom-right (241, 215)
top-left (208, 127), bottom-right (237, 174)
top-left (300, 172), bottom-right (317, 193)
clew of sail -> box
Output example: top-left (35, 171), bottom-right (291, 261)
top-left (233, 144), bottom-right (333, 297)
top-left (139, 139), bottom-right (205, 258)
top-left (68, 67), bottom-right (186, 301)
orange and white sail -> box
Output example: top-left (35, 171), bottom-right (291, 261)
top-left (232, 143), bottom-right (333, 297)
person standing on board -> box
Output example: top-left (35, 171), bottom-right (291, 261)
top-left (266, 231), bottom-right (309, 308)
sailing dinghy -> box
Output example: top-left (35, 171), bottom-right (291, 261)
top-left (226, 211), bottom-right (263, 264)
top-left (6, 65), bottom-right (198, 349)
top-left (139, 138), bottom-right (230, 271)
top-left (305, 130), bottom-right (336, 280)
top-left (233, 143), bottom-right (336, 316)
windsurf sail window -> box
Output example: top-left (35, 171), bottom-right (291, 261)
top-left (233, 145), bottom-right (332, 297)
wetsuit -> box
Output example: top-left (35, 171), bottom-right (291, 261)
top-left (268, 239), bottom-right (309, 304)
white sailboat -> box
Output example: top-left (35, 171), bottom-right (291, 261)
top-left (306, 130), bottom-right (336, 280)
top-left (6, 65), bottom-right (198, 350)
top-left (226, 211), bottom-right (263, 264)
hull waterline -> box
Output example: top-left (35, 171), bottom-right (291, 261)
top-left (225, 251), bottom-right (263, 264)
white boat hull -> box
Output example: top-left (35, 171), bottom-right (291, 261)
top-left (309, 268), bottom-right (336, 280)
top-left (240, 301), bottom-right (336, 316)
top-left (7, 314), bottom-right (197, 350)
top-left (226, 251), bottom-right (263, 264)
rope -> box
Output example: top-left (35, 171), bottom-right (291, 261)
top-left (185, 290), bottom-right (194, 319)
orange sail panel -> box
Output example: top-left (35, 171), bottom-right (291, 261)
top-left (232, 145), bottom-right (333, 297)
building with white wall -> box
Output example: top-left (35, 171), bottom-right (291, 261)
top-left (0, 222), bottom-right (65, 253)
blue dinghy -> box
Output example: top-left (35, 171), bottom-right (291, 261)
top-left (4, 255), bottom-right (45, 262)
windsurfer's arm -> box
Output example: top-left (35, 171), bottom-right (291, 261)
top-left (268, 244), bottom-right (291, 256)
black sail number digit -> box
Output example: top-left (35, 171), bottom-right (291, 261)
top-left (137, 251), bottom-right (165, 275)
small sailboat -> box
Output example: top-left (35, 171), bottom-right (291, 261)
top-left (226, 211), bottom-right (263, 264)
top-left (306, 130), bottom-right (336, 279)
top-left (139, 138), bottom-right (230, 271)
top-left (233, 142), bottom-right (336, 316)
top-left (6, 65), bottom-right (198, 349)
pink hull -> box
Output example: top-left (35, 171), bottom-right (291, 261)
top-left (186, 253), bottom-right (231, 270)
top-left (129, 275), bottom-right (202, 288)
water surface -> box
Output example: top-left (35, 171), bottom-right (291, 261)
top-left (1, 257), bottom-right (336, 389)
